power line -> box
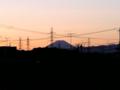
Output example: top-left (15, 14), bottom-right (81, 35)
top-left (54, 28), bottom-right (117, 39)
top-left (29, 37), bottom-right (50, 41)
top-left (72, 28), bottom-right (117, 36)
top-left (5, 37), bottom-right (50, 42)
top-left (73, 36), bottom-right (118, 41)
top-left (0, 36), bottom-right (118, 43)
top-left (0, 24), bottom-right (117, 37)
top-left (0, 24), bottom-right (119, 49)
top-left (54, 33), bottom-right (67, 37)
top-left (67, 33), bottom-right (73, 44)
top-left (0, 24), bottom-right (50, 35)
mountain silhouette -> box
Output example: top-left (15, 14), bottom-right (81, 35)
top-left (46, 40), bottom-right (75, 49)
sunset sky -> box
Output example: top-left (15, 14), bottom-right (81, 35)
top-left (0, 0), bottom-right (120, 48)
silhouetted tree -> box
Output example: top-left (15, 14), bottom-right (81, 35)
top-left (76, 44), bottom-right (83, 53)
top-left (117, 44), bottom-right (120, 53)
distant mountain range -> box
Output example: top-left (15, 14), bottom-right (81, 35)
top-left (46, 40), bottom-right (119, 53)
top-left (88, 44), bottom-right (119, 53)
top-left (0, 40), bottom-right (119, 53)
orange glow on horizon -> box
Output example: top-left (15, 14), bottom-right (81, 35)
top-left (0, 0), bottom-right (120, 49)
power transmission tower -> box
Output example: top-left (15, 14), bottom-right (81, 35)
top-left (88, 38), bottom-right (91, 47)
top-left (67, 33), bottom-right (73, 49)
top-left (27, 37), bottom-right (30, 51)
top-left (9, 41), bottom-right (11, 47)
top-left (68, 33), bottom-right (73, 44)
top-left (50, 27), bottom-right (54, 44)
top-left (117, 28), bottom-right (120, 53)
top-left (19, 38), bottom-right (22, 50)
top-left (87, 38), bottom-right (91, 53)
top-left (5, 37), bottom-right (9, 46)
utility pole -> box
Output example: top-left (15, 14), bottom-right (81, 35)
top-left (50, 27), bottom-right (54, 44)
top-left (19, 38), bottom-right (22, 50)
top-left (27, 37), bottom-right (30, 51)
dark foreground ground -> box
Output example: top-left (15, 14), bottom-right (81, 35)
top-left (0, 48), bottom-right (120, 90)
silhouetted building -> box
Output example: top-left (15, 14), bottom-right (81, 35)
top-left (117, 44), bottom-right (120, 53)
top-left (0, 46), bottom-right (17, 57)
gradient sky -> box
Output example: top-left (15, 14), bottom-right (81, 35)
top-left (0, 0), bottom-right (120, 39)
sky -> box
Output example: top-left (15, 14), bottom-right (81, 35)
top-left (0, 0), bottom-right (120, 48)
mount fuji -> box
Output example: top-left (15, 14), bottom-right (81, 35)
top-left (47, 40), bottom-right (75, 49)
